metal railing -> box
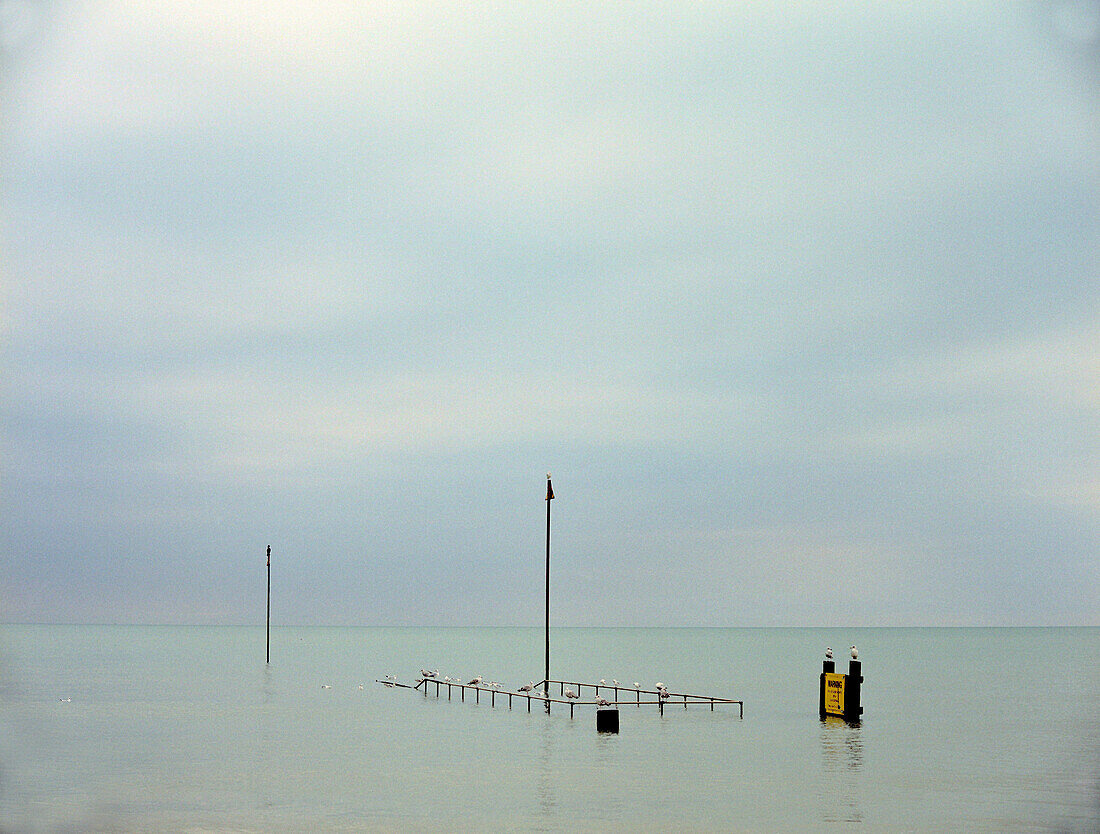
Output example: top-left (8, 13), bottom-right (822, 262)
top-left (404, 676), bottom-right (743, 718)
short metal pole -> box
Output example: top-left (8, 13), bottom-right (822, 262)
top-left (265, 545), bottom-right (271, 664)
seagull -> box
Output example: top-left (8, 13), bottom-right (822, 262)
top-left (655, 682), bottom-right (666, 691)
top-left (612, 679), bottom-right (619, 686)
top-left (420, 669), bottom-right (437, 679)
top-left (850, 646), bottom-right (858, 660)
top-left (825, 647), bottom-right (833, 660)
top-left (633, 682), bottom-right (640, 689)
top-left (321, 684), bottom-right (333, 689)
top-left (564, 688), bottom-right (579, 700)
top-left (358, 684), bottom-right (364, 690)
top-left (59, 697), bottom-right (71, 703)
top-left (467, 675), bottom-right (483, 686)
top-left (595, 696), bottom-right (612, 706)
top-left (518, 681), bottom-right (534, 693)
top-left (599, 679), bottom-right (606, 686)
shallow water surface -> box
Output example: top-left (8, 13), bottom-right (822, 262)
top-left (1, 626), bottom-right (1098, 831)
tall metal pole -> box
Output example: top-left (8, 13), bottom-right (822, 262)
top-left (266, 545), bottom-right (271, 664)
top-left (544, 475), bottom-right (553, 708)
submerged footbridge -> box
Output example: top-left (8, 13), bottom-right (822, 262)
top-left (407, 676), bottom-right (744, 719)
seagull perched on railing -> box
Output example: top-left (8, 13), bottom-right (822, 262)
top-left (658, 688), bottom-right (670, 701)
top-left (467, 675), bottom-right (483, 686)
top-left (564, 688), bottom-right (579, 700)
top-left (595, 696), bottom-right (612, 706)
top-left (825, 647), bottom-right (833, 660)
top-left (518, 681), bottom-right (534, 693)
top-left (420, 669), bottom-right (437, 679)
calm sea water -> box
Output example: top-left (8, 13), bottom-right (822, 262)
top-left (1, 626), bottom-right (1098, 832)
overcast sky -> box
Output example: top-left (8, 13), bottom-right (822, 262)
top-left (2, 1), bottom-right (1098, 626)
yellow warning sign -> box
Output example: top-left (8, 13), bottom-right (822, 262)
top-left (823, 673), bottom-right (846, 716)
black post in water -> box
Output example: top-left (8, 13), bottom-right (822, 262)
top-left (544, 474), bottom-right (554, 712)
top-left (266, 545), bottom-right (271, 664)
top-left (819, 655), bottom-right (835, 718)
top-left (596, 708), bottom-right (619, 734)
top-left (845, 659), bottom-right (863, 722)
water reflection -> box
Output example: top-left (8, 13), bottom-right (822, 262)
top-left (261, 662), bottom-right (277, 705)
top-left (820, 716), bottom-right (864, 823)
top-left (535, 715), bottom-right (557, 820)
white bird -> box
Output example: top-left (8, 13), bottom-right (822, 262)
top-left (467, 675), bottom-right (483, 686)
top-left (518, 681), bottom-right (534, 693)
top-left (595, 696), bottom-right (612, 706)
top-left (850, 646), bottom-right (858, 660)
top-left (420, 669), bottom-right (437, 678)
top-left (612, 679), bottom-right (619, 686)
top-left (825, 647), bottom-right (833, 660)
top-left (564, 688), bottom-right (579, 700)
top-left (59, 697), bottom-right (71, 703)
top-left (633, 682), bottom-right (640, 689)
top-left (599, 679), bottom-right (606, 686)
top-left (655, 682), bottom-right (666, 691)
top-left (321, 684), bottom-right (333, 689)
top-left (659, 688), bottom-right (670, 701)
top-left (358, 684), bottom-right (364, 690)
